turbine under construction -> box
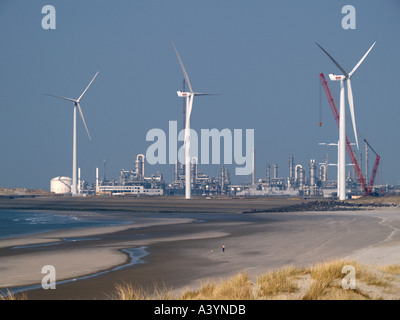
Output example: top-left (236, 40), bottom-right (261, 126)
top-left (316, 42), bottom-right (375, 200)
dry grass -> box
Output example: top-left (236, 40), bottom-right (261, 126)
top-left (302, 259), bottom-right (389, 300)
top-left (0, 290), bottom-right (27, 300)
top-left (112, 259), bottom-right (398, 300)
top-left (111, 259), bottom-right (400, 300)
top-left (113, 282), bottom-right (174, 300)
top-left (378, 264), bottom-right (400, 275)
top-left (256, 265), bottom-right (305, 298)
top-left (180, 272), bottom-right (254, 300)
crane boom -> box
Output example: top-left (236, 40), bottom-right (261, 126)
top-left (319, 73), bottom-right (368, 194)
top-left (364, 139), bottom-right (381, 194)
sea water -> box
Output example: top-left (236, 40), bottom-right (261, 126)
top-left (0, 209), bottom-right (128, 239)
top-left (0, 209), bottom-right (148, 296)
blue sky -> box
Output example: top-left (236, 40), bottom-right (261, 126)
top-left (0, 0), bottom-right (399, 189)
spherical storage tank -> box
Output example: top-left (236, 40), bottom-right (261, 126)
top-left (50, 176), bottom-right (72, 194)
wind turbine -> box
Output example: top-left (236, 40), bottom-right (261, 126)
top-left (316, 42), bottom-right (375, 200)
top-left (172, 43), bottom-right (217, 199)
top-left (45, 72), bottom-right (99, 196)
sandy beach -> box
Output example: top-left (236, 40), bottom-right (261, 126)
top-left (0, 196), bottom-right (400, 299)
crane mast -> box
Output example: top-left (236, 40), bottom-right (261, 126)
top-left (364, 139), bottom-right (381, 195)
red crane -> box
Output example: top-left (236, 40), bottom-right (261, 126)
top-left (364, 139), bottom-right (381, 195)
top-left (319, 73), bottom-right (380, 195)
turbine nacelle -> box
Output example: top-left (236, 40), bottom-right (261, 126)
top-left (328, 74), bottom-right (346, 81)
top-left (177, 91), bottom-right (192, 97)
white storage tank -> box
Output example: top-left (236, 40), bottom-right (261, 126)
top-left (50, 176), bottom-right (72, 194)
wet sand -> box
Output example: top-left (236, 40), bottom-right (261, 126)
top-left (0, 197), bottom-right (400, 300)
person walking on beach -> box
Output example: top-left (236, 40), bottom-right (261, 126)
top-left (222, 244), bottom-right (225, 253)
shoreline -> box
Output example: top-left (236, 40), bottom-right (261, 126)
top-left (1, 197), bottom-right (400, 299)
top-left (0, 214), bottom-right (224, 292)
top-left (1, 246), bottom-right (149, 297)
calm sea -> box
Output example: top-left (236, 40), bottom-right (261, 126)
top-left (0, 209), bottom-right (128, 239)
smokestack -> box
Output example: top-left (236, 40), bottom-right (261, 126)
top-left (96, 167), bottom-right (99, 188)
top-left (289, 155), bottom-right (294, 182)
top-left (273, 163), bottom-right (278, 179)
top-left (174, 161), bottom-right (178, 182)
top-left (221, 166), bottom-right (225, 193)
top-left (225, 167), bottom-right (230, 185)
top-left (299, 167), bottom-right (304, 186)
top-left (310, 159), bottom-right (316, 186)
top-left (319, 165), bottom-right (327, 182)
top-left (252, 147), bottom-right (255, 185)
top-left (191, 157), bottom-right (198, 185)
top-left (135, 154), bottom-right (146, 180)
top-left (266, 164), bottom-right (271, 187)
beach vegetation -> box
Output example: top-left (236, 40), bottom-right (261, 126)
top-left (113, 259), bottom-right (397, 300)
top-left (0, 290), bottom-right (27, 301)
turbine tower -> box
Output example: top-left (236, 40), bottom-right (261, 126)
top-left (45, 72), bottom-right (99, 196)
top-left (173, 43), bottom-right (218, 199)
top-left (317, 42), bottom-right (375, 200)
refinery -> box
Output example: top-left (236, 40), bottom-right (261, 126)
top-left (49, 60), bottom-right (389, 199)
top-left (50, 144), bottom-right (389, 199)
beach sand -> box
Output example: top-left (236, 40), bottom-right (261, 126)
top-left (0, 197), bottom-right (400, 300)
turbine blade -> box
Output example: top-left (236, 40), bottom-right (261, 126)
top-left (78, 72), bottom-right (99, 102)
top-left (172, 42), bottom-right (193, 93)
top-left (316, 43), bottom-right (349, 77)
top-left (194, 93), bottom-right (222, 96)
top-left (348, 42), bottom-right (376, 78)
top-left (77, 102), bottom-right (92, 141)
top-left (44, 93), bottom-right (77, 103)
top-left (347, 79), bottom-right (359, 150)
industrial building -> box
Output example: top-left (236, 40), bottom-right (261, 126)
top-left (165, 159), bottom-right (231, 196)
top-left (50, 148), bottom-right (382, 198)
top-left (50, 176), bottom-right (72, 194)
top-left (95, 154), bottom-right (164, 196)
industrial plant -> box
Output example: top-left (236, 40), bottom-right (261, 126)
top-left (50, 142), bottom-right (386, 198)
top-left (48, 44), bottom-right (389, 199)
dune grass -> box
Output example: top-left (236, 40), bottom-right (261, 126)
top-left (0, 290), bottom-right (27, 301)
top-left (256, 265), bottom-right (305, 298)
top-left (302, 259), bottom-right (389, 300)
top-left (377, 264), bottom-right (400, 275)
top-left (113, 282), bottom-right (174, 300)
top-left (180, 272), bottom-right (254, 300)
top-left (113, 259), bottom-right (398, 300)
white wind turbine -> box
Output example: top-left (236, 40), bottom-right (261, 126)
top-left (173, 43), bottom-right (218, 199)
top-left (45, 72), bottom-right (99, 196)
top-left (317, 42), bottom-right (375, 200)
